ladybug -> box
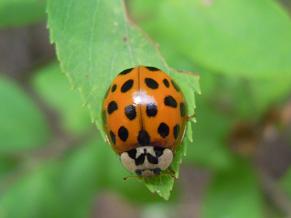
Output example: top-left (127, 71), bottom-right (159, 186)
top-left (102, 66), bottom-right (187, 177)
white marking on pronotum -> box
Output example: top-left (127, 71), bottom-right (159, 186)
top-left (120, 146), bottom-right (173, 177)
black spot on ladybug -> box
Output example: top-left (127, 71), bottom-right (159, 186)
top-left (127, 149), bottom-right (137, 159)
top-left (171, 80), bottom-right (180, 92)
top-left (107, 101), bottom-right (118, 114)
top-left (121, 79), bottom-right (134, 93)
top-left (154, 147), bottom-right (164, 157)
top-left (180, 102), bottom-right (186, 117)
top-left (111, 84), bottom-right (117, 92)
top-left (124, 104), bottom-right (136, 120)
top-left (153, 168), bottom-right (161, 175)
top-left (118, 126), bottom-right (128, 142)
top-left (135, 154), bottom-right (145, 165)
top-left (158, 122), bottom-right (170, 138)
top-left (146, 66), bottom-right (159, 71)
top-left (138, 130), bottom-right (151, 146)
top-left (174, 124), bottom-right (180, 140)
top-left (163, 78), bottom-right (170, 88)
top-left (145, 78), bottom-right (159, 89)
top-left (119, 68), bottom-right (133, 75)
top-left (164, 96), bottom-right (177, 108)
top-left (146, 103), bottom-right (157, 117)
top-left (147, 154), bottom-right (158, 164)
top-left (109, 131), bottom-right (116, 144)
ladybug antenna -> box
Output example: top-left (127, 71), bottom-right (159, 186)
top-left (123, 175), bottom-right (140, 181)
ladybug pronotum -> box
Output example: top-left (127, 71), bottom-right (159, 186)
top-left (102, 66), bottom-right (187, 177)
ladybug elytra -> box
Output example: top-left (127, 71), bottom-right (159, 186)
top-left (102, 66), bottom-right (187, 177)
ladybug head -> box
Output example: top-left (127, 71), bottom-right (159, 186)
top-left (120, 146), bottom-right (173, 177)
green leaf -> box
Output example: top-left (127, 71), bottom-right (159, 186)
top-left (185, 97), bottom-right (234, 170)
top-left (130, 0), bottom-right (291, 79)
top-left (202, 160), bottom-right (263, 218)
top-left (0, 0), bottom-right (45, 28)
top-left (0, 77), bottom-right (50, 153)
top-left (205, 74), bottom-right (291, 119)
top-left (251, 78), bottom-right (291, 113)
top-left (0, 156), bottom-right (19, 180)
top-left (32, 63), bottom-right (91, 134)
top-left (280, 168), bottom-right (291, 198)
top-left (58, 140), bottom-right (103, 218)
top-left (47, 0), bottom-right (200, 199)
top-left (212, 71), bottom-right (291, 120)
top-left (0, 164), bottom-right (61, 218)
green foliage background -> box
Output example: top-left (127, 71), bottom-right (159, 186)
top-left (0, 0), bottom-right (290, 217)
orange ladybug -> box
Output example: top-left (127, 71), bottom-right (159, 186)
top-left (102, 66), bottom-right (187, 177)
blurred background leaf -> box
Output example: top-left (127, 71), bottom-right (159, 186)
top-left (0, 156), bottom-right (20, 181)
top-left (202, 161), bottom-right (263, 218)
top-left (185, 98), bottom-right (234, 171)
top-left (0, 76), bottom-right (50, 153)
top-left (129, 0), bottom-right (291, 80)
top-left (280, 168), bottom-right (291, 198)
top-left (32, 63), bottom-right (92, 135)
top-left (0, 163), bottom-right (61, 218)
top-left (0, 0), bottom-right (45, 28)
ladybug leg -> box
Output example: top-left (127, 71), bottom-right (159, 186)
top-left (186, 114), bottom-right (195, 121)
top-left (166, 168), bottom-right (177, 179)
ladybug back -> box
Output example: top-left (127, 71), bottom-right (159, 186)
top-left (103, 66), bottom-right (187, 154)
